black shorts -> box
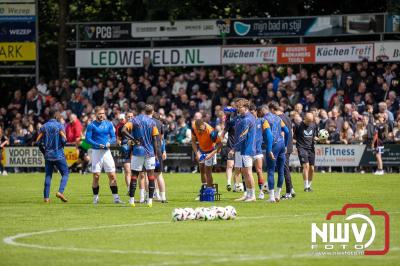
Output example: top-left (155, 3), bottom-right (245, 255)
top-left (375, 146), bottom-right (384, 155)
top-left (221, 146), bottom-right (234, 161)
top-left (155, 156), bottom-right (163, 173)
top-left (297, 147), bottom-right (315, 166)
top-left (78, 147), bottom-right (88, 161)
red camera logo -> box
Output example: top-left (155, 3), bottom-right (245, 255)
top-left (311, 204), bottom-right (390, 255)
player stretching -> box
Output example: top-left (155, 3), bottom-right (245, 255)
top-left (293, 112), bottom-right (318, 192)
top-left (250, 104), bottom-right (265, 199)
top-left (262, 104), bottom-right (289, 203)
top-left (122, 105), bottom-right (160, 207)
top-left (269, 103), bottom-right (295, 199)
top-left (230, 98), bottom-right (257, 202)
top-left (36, 111), bottom-right (69, 203)
top-left (151, 112), bottom-right (168, 203)
top-left (86, 106), bottom-right (123, 204)
top-left (191, 119), bottom-right (222, 195)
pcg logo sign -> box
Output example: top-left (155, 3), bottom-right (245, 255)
top-left (311, 204), bottom-right (389, 255)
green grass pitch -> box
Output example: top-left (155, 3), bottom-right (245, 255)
top-left (0, 172), bottom-right (399, 266)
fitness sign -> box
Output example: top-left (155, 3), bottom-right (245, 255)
top-left (311, 204), bottom-right (390, 256)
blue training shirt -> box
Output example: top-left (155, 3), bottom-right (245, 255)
top-left (255, 118), bottom-right (263, 155)
top-left (262, 113), bottom-right (289, 153)
top-left (265, 113), bottom-right (284, 144)
top-left (39, 119), bottom-right (66, 161)
top-left (85, 120), bottom-right (116, 149)
top-left (127, 114), bottom-right (159, 158)
top-left (234, 112), bottom-right (256, 156)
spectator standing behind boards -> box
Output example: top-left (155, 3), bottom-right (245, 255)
top-left (318, 110), bottom-right (329, 131)
top-left (325, 108), bottom-right (344, 132)
top-left (25, 88), bottom-right (43, 116)
top-left (282, 66), bottom-right (297, 84)
top-left (172, 75), bottom-right (188, 97)
top-left (323, 79), bottom-right (336, 110)
top-left (340, 121), bottom-right (354, 145)
top-left (65, 114), bottom-right (83, 144)
top-left (354, 120), bottom-right (367, 144)
top-left (378, 102), bottom-right (394, 124)
top-left (175, 117), bottom-right (191, 144)
top-left (325, 121), bottom-right (340, 144)
top-left (8, 90), bottom-right (24, 114)
top-left (68, 88), bottom-right (84, 117)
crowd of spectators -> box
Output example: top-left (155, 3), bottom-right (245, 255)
top-left (1, 59), bottom-right (400, 154)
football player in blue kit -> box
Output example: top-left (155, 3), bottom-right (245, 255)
top-left (262, 104), bottom-right (290, 203)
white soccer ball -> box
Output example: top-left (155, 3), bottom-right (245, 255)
top-left (225, 206), bottom-right (237, 220)
top-left (318, 129), bottom-right (329, 140)
top-left (216, 207), bottom-right (229, 220)
top-left (234, 183), bottom-right (244, 192)
top-left (204, 208), bottom-right (216, 221)
top-left (184, 208), bottom-right (196, 220)
top-left (194, 207), bottom-right (205, 220)
top-left (172, 208), bottom-right (185, 222)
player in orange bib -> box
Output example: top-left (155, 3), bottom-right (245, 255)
top-left (191, 119), bottom-right (222, 197)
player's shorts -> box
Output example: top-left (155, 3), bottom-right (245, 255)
top-left (78, 147), bottom-right (88, 161)
top-left (131, 155), bottom-right (156, 171)
top-left (120, 144), bottom-right (131, 164)
top-left (220, 146), bottom-right (234, 161)
top-left (234, 152), bottom-right (253, 168)
top-left (253, 153), bottom-right (264, 160)
top-left (91, 149), bottom-right (116, 173)
top-left (154, 156), bottom-right (163, 173)
top-left (375, 146), bottom-right (384, 155)
top-left (199, 153), bottom-right (217, 167)
top-left (297, 147), bottom-right (315, 166)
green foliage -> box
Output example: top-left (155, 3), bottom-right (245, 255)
top-left (38, 0), bottom-right (389, 78)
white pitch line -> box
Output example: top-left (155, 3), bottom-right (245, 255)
top-left (3, 212), bottom-right (400, 265)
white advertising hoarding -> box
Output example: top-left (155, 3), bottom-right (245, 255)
top-left (75, 46), bottom-right (221, 68)
top-left (290, 145), bottom-right (366, 167)
top-left (374, 42), bottom-right (400, 62)
top-left (315, 43), bottom-right (374, 63)
top-left (131, 20), bottom-right (220, 38)
top-left (221, 46), bottom-right (277, 64)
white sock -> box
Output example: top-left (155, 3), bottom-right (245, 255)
top-left (308, 181), bottom-right (312, 188)
top-left (160, 192), bottom-right (166, 201)
top-left (113, 194), bottom-right (119, 200)
top-left (93, 195), bottom-right (99, 200)
top-left (251, 188), bottom-right (255, 198)
top-left (304, 180), bottom-right (309, 189)
top-left (269, 190), bottom-right (275, 200)
top-left (227, 172), bottom-right (232, 185)
top-left (148, 198), bottom-right (153, 205)
top-left (129, 197), bottom-right (135, 204)
top-left (139, 189), bottom-right (145, 201)
top-left (155, 188), bottom-right (160, 197)
top-left (277, 187), bottom-right (282, 196)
